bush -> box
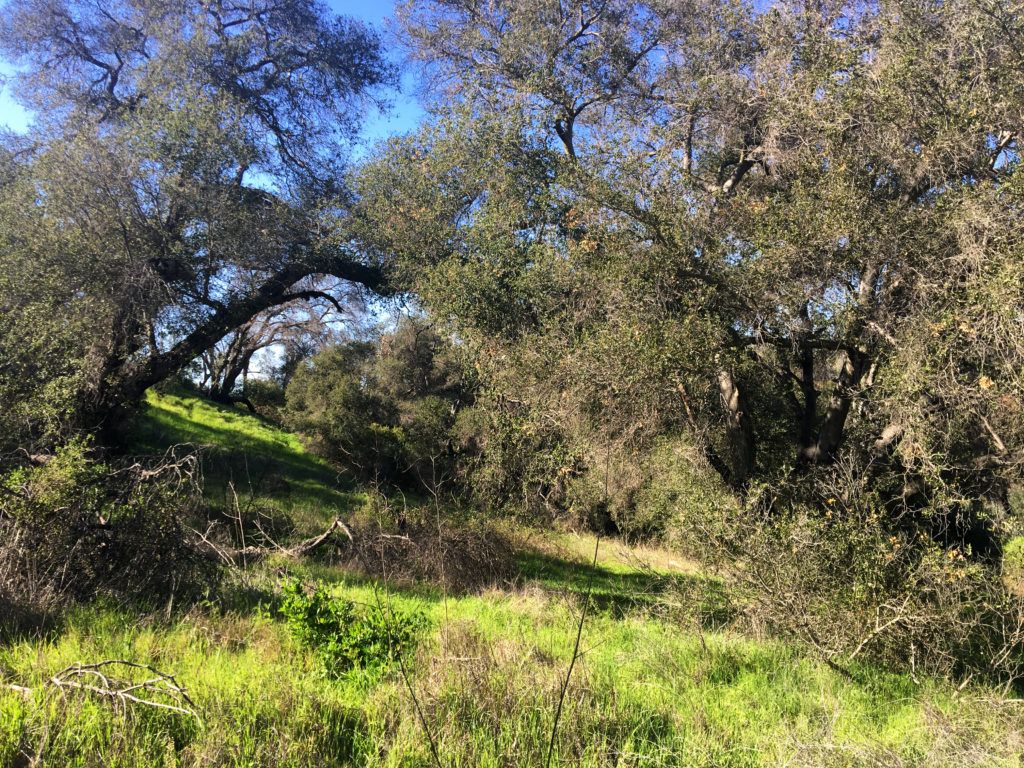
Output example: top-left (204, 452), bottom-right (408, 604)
top-left (280, 580), bottom-right (426, 677)
top-left (575, 435), bottom-right (740, 544)
top-left (283, 332), bottom-right (468, 491)
top-left (0, 439), bottom-right (216, 612)
top-left (243, 378), bottom-right (287, 423)
top-left (696, 501), bottom-right (1024, 684)
top-left (453, 401), bottom-right (586, 522)
top-left (284, 344), bottom-right (408, 480)
top-left (343, 514), bottom-right (521, 594)
top-left (400, 394), bottom-right (458, 485)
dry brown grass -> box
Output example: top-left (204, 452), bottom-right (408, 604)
top-left (340, 519), bottom-right (521, 594)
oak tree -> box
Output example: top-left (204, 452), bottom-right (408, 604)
top-left (0, 0), bottom-right (395, 445)
top-left (367, 0), bottom-right (1024, 542)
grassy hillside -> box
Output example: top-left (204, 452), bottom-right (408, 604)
top-left (1, 390), bottom-right (1021, 767)
top-left (131, 387), bottom-right (365, 533)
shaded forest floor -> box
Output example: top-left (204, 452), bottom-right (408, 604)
top-left (1, 391), bottom-right (1021, 767)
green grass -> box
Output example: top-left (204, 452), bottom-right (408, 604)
top-left (131, 387), bottom-right (363, 532)
top-left (2, 567), bottom-right (1020, 767)
top-left (2, 389), bottom-right (1021, 766)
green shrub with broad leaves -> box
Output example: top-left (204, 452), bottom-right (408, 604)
top-left (280, 580), bottom-right (426, 677)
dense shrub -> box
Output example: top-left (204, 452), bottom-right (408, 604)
top-left (344, 517), bottom-right (520, 594)
top-left (243, 378), bottom-right (287, 423)
top-left (678, 499), bottom-right (1024, 684)
top-left (280, 579), bottom-right (426, 677)
top-left (451, 398), bottom-right (588, 523)
top-left (283, 319), bottom-right (468, 489)
top-left (629, 439), bottom-right (741, 546)
top-left (284, 343), bottom-right (400, 476)
top-left (561, 435), bottom-right (742, 543)
top-left (0, 440), bottom-right (216, 611)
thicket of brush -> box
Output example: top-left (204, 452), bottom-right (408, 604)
top-left (0, 441), bottom-right (216, 629)
top-left (257, 318), bottom-right (1024, 688)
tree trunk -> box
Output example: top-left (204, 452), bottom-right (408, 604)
top-left (87, 254), bottom-right (386, 441)
top-left (676, 380), bottom-right (732, 483)
top-left (812, 350), bottom-right (864, 461)
top-left (797, 263), bottom-right (880, 467)
top-left (211, 348), bottom-right (256, 404)
top-left (794, 344), bottom-right (818, 467)
top-left (717, 368), bottom-right (755, 490)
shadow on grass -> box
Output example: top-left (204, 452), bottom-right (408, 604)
top-left (214, 537), bottom-right (733, 629)
top-left (201, 448), bottom-right (357, 514)
top-left (516, 549), bottom-right (736, 625)
top-left (215, 577), bottom-right (288, 617)
top-left (132, 400), bottom-right (360, 515)
top-left (0, 599), bottom-right (66, 645)
top-left (518, 550), bottom-right (664, 617)
top-left (216, 552), bottom-right (453, 619)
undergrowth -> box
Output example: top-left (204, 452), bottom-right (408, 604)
top-left (1, 389), bottom-right (1021, 766)
top-left (1, 568), bottom-right (1021, 767)
top-left (279, 579), bottom-right (426, 679)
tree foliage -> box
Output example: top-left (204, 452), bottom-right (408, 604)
top-left (0, 0), bottom-right (395, 447)
top-left (347, 0), bottom-right (1024, 549)
top-left (283, 316), bottom-right (468, 487)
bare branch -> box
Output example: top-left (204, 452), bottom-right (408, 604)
top-left (46, 661), bottom-right (200, 724)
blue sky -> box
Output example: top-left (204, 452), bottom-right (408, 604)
top-left (0, 0), bottom-right (425, 144)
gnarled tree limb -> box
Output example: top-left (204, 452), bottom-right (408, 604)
top-left (187, 517), bottom-right (355, 565)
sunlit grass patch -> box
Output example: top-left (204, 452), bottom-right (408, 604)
top-left (131, 388), bottom-right (363, 532)
top-left (2, 564), bottom-right (1022, 767)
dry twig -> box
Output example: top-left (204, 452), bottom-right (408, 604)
top-left (187, 516), bottom-right (354, 565)
top-left (46, 660), bottom-right (201, 723)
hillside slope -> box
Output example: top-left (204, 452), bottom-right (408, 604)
top-left (132, 386), bottom-right (364, 534)
top-left (1, 389), bottom-right (1021, 767)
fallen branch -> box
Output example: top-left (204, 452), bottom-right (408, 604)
top-left (291, 517), bottom-right (355, 557)
top-left (849, 597), bottom-right (912, 661)
top-left (187, 517), bottom-right (355, 565)
top-left (46, 660), bottom-right (200, 723)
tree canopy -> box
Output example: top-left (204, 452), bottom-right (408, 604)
top-left (337, 0), bottom-right (1024, 545)
top-left (1, 0), bottom-right (1022, 549)
top-left (0, 0), bottom-right (395, 445)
